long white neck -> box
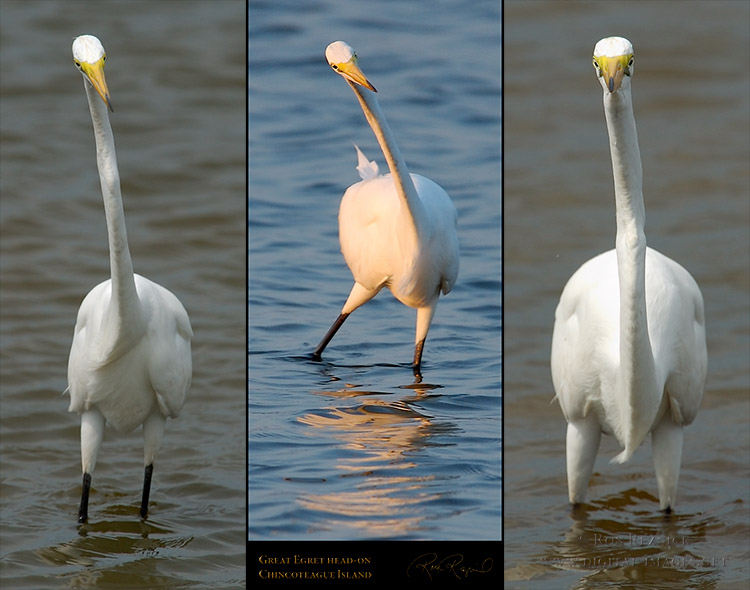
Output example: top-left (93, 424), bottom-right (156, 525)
top-left (83, 79), bottom-right (139, 323)
top-left (603, 84), bottom-right (659, 455)
top-left (346, 81), bottom-right (427, 236)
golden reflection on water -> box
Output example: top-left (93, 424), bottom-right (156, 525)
top-left (296, 393), bottom-right (445, 537)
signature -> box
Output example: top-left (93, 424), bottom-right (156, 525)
top-left (407, 553), bottom-right (494, 580)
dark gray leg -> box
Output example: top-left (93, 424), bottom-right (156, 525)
top-left (312, 313), bottom-right (349, 361)
top-left (412, 338), bottom-right (425, 382)
top-left (140, 463), bottom-right (153, 519)
top-left (78, 472), bottom-right (91, 523)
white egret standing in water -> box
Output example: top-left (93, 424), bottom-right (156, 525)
top-left (313, 41), bottom-right (459, 382)
top-left (68, 35), bottom-right (192, 523)
top-left (551, 37), bottom-right (706, 512)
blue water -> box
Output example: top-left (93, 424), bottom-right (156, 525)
top-left (248, 0), bottom-right (501, 540)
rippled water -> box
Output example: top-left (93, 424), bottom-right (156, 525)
top-left (503, 1), bottom-right (750, 588)
top-left (1, 2), bottom-right (246, 588)
top-left (248, 0), bottom-right (502, 541)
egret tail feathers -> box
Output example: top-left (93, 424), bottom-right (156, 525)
top-left (610, 446), bottom-right (635, 464)
top-left (354, 144), bottom-right (379, 180)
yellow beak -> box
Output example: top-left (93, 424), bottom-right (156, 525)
top-left (79, 57), bottom-right (113, 111)
top-left (596, 54), bottom-right (631, 93)
top-left (335, 58), bottom-right (377, 92)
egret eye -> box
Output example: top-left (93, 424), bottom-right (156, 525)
top-left (593, 59), bottom-right (601, 74)
top-left (625, 57), bottom-right (634, 76)
top-left (74, 60), bottom-right (81, 69)
top-left (331, 64), bottom-right (339, 70)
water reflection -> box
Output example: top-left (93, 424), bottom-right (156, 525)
top-left (509, 490), bottom-right (726, 586)
top-left (35, 519), bottom-right (192, 588)
top-left (297, 388), bottom-right (457, 537)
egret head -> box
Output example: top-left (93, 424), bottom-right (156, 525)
top-left (325, 41), bottom-right (377, 92)
top-left (593, 36), bottom-right (634, 94)
top-left (72, 35), bottom-right (113, 111)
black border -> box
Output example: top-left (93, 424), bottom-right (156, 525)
top-left (248, 540), bottom-right (502, 586)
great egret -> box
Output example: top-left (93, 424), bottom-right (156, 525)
top-left (67, 35), bottom-right (192, 523)
top-left (313, 41), bottom-right (459, 382)
top-left (551, 37), bottom-right (707, 512)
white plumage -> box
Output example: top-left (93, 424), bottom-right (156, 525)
top-left (313, 41), bottom-right (459, 382)
top-left (68, 35), bottom-right (192, 523)
top-left (551, 36), bottom-right (706, 512)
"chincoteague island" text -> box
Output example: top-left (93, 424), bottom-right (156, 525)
top-left (258, 554), bottom-right (373, 580)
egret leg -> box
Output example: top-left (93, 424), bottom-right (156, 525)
top-left (140, 463), bottom-right (154, 519)
top-left (141, 411), bottom-right (166, 519)
top-left (413, 304), bottom-right (437, 382)
top-left (566, 415), bottom-right (601, 505)
top-left (651, 410), bottom-right (684, 513)
top-left (412, 339), bottom-right (425, 382)
top-left (78, 472), bottom-right (92, 523)
top-left (78, 409), bottom-right (105, 523)
top-left (312, 312), bottom-right (349, 361)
